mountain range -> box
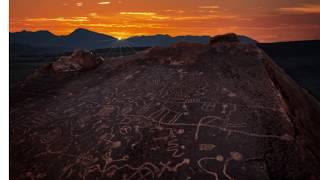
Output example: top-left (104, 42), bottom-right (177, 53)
top-left (10, 28), bottom-right (257, 54)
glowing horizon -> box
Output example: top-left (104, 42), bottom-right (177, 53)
top-left (10, 0), bottom-right (320, 42)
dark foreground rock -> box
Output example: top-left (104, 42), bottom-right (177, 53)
top-left (10, 34), bottom-right (320, 179)
top-left (52, 50), bottom-right (104, 72)
top-left (209, 33), bottom-right (240, 44)
top-left (18, 50), bottom-right (104, 82)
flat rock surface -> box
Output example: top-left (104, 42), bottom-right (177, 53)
top-left (10, 40), bottom-right (320, 179)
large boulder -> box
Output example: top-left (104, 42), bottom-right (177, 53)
top-left (210, 33), bottom-right (240, 44)
top-left (10, 35), bottom-right (320, 179)
top-left (51, 50), bottom-right (104, 72)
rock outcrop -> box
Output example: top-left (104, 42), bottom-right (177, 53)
top-left (51, 50), bottom-right (104, 72)
top-left (10, 34), bottom-right (320, 180)
top-left (210, 33), bottom-right (240, 44)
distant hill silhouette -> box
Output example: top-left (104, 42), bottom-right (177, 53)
top-left (10, 28), bottom-right (256, 54)
top-left (10, 28), bottom-right (117, 51)
top-left (59, 28), bottom-right (117, 49)
top-left (126, 34), bottom-right (256, 47)
top-left (126, 35), bottom-right (212, 47)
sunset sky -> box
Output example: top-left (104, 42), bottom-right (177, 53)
top-left (9, 0), bottom-right (320, 42)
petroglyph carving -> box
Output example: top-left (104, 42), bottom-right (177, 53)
top-left (199, 144), bottom-right (217, 151)
top-left (221, 104), bottom-right (228, 114)
top-left (230, 151), bottom-right (242, 161)
top-left (195, 116), bottom-right (222, 140)
top-left (201, 102), bottom-right (216, 112)
top-left (97, 105), bottom-right (115, 117)
top-left (153, 79), bottom-right (161, 86)
top-left (197, 157), bottom-right (221, 180)
top-left (222, 153), bottom-right (240, 180)
top-left (222, 88), bottom-right (237, 97)
top-left (121, 105), bottom-right (133, 116)
top-left (185, 98), bottom-right (201, 103)
top-left (149, 106), bottom-right (183, 124)
top-left (119, 126), bottom-right (131, 135)
top-left (40, 127), bottom-right (62, 144)
top-left (76, 153), bottom-right (99, 166)
top-left (167, 138), bottom-right (185, 158)
top-left (158, 159), bottom-right (191, 177)
top-left (176, 129), bottom-right (184, 135)
top-left (216, 155), bottom-right (224, 162)
top-left (111, 141), bottom-right (122, 149)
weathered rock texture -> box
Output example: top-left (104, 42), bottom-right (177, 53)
top-left (51, 50), bottom-right (104, 72)
top-left (10, 34), bottom-right (320, 180)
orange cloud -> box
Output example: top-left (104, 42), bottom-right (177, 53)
top-left (98, 1), bottom-right (111, 5)
top-left (76, 2), bottom-right (83, 7)
top-left (81, 23), bottom-right (168, 28)
top-left (120, 12), bottom-right (156, 16)
top-left (173, 15), bottom-right (236, 21)
top-left (119, 12), bottom-right (170, 20)
top-left (278, 4), bottom-right (320, 14)
top-left (163, 10), bottom-right (185, 13)
top-left (198, 6), bottom-right (220, 9)
top-left (26, 17), bottom-right (89, 22)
